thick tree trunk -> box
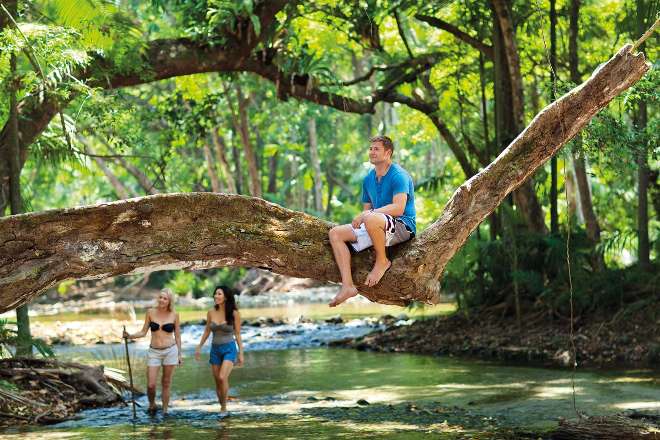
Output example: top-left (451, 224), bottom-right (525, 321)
top-left (231, 139), bottom-right (244, 195)
top-left (308, 118), bottom-right (324, 213)
top-left (491, 0), bottom-right (524, 132)
top-left (549, 0), bottom-right (559, 234)
top-left (283, 157), bottom-right (293, 206)
top-left (650, 169), bottom-right (660, 224)
top-left (0, 45), bottom-right (649, 311)
top-left (210, 128), bottom-right (237, 194)
top-left (479, 53), bottom-right (499, 239)
top-left (231, 83), bottom-right (262, 198)
top-left (565, 167), bottom-right (578, 219)
top-left (325, 172), bottom-right (334, 217)
top-left (573, 152), bottom-right (600, 238)
top-left (491, 2), bottom-right (546, 233)
top-left (635, 2), bottom-right (650, 270)
top-left (479, 53), bottom-right (491, 158)
top-left (637, 102), bottom-right (650, 269)
top-left (267, 151), bottom-right (278, 194)
top-left (7, 41), bottom-right (32, 356)
top-left (568, 0), bottom-right (603, 272)
top-left (8, 56), bottom-right (21, 217)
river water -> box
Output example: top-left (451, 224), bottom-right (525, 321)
top-left (2, 304), bottom-right (658, 439)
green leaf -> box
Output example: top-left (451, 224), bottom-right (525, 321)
top-left (250, 14), bottom-right (261, 37)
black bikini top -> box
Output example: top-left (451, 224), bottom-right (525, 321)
top-left (149, 321), bottom-right (175, 333)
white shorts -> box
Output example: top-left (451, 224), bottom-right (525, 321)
top-left (350, 214), bottom-right (413, 252)
top-left (147, 345), bottom-right (179, 367)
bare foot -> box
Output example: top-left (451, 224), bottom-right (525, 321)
top-left (364, 259), bottom-right (391, 287)
top-left (329, 285), bottom-right (359, 307)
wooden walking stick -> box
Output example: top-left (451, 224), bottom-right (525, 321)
top-left (123, 325), bottom-right (137, 419)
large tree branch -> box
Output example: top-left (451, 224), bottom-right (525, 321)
top-left (415, 14), bottom-right (494, 60)
top-left (0, 45), bottom-right (649, 312)
top-left (1, 42), bottom-right (439, 168)
top-left (0, 193), bottom-right (419, 311)
top-left (335, 53), bottom-right (440, 86)
top-left (243, 52), bottom-right (440, 114)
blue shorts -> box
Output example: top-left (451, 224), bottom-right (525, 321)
top-left (209, 341), bottom-right (238, 365)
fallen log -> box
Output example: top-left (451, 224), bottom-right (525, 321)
top-left (0, 357), bottom-right (132, 426)
top-left (0, 44), bottom-right (650, 311)
top-left (551, 415), bottom-right (660, 440)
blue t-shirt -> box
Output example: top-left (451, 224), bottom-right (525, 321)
top-left (361, 163), bottom-right (416, 234)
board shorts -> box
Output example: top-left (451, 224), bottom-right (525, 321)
top-left (350, 214), bottom-right (414, 252)
top-left (147, 344), bottom-right (179, 367)
top-left (210, 341), bottom-right (238, 365)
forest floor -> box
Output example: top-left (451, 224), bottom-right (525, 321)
top-left (336, 304), bottom-right (660, 369)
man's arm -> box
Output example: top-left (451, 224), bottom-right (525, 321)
top-left (371, 173), bottom-right (408, 217)
top-left (371, 193), bottom-right (407, 217)
top-left (352, 203), bottom-right (373, 228)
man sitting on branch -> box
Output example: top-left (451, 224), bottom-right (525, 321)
top-left (328, 135), bottom-right (416, 307)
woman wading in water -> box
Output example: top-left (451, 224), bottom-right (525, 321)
top-left (123, 289), bottom-right (182, 415)
top-left (195, 286), bottom-right (244, 418)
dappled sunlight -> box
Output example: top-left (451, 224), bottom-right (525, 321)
top-left (534, 385), bottom-right (585, 399)
top-left (360, 368), bottom-right (387, 374)
top-left (433, 382), bottom-right (530, 390)
top-left (332, 420), bottom-right (453, 434)
top-left (599, 377), bottom-right (657, 384)
top-left (614, 401), bottom-right (660, 410)
top-left (12, 434), bottom-right (79, 440)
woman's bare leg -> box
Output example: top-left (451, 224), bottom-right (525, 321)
top-left (212, 364), bottom-right (222, 404)
top-left (146, 366), bottom-right (159, 411)
top-left (218, 360), bottom-right (234, 411)
top-left (161, 365), bottom-right (175, 413)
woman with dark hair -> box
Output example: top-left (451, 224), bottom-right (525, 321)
top-left (195, 285), bottom-right (244, 418)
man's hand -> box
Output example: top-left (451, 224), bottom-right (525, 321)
top-left (351, 211), bottom-right (368, 229)
top-left (194, 346), bottom-right (201, 361)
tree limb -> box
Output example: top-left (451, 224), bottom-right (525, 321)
top-left (78, 136), bottom-right (137, 200)
top-left (415, 14), bottom-right (494, 60)
top-left (0, 45), bottom-right (649, 312)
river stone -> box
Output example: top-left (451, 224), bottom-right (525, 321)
top-left (325, 315), bottom-right (344, 324)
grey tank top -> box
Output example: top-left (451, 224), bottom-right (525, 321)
top-left (210, 322), bottom-right (234, 345)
